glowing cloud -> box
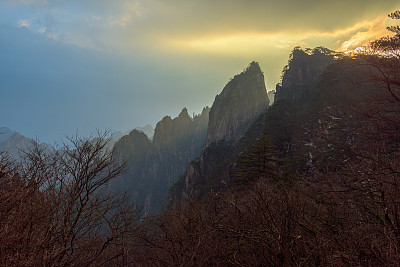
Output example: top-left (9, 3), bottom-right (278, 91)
top-left (337, 15), bottom-right (394, 52)
top-left (162, 12), bottom-right (397, 57)
top-left (165, 32), bottom-right (309, 56)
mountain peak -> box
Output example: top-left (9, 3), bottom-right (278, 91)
top-left (275, 47), bottom-right (335, 102)
top-left (248, 61), bottom-right (261, 71)
top-left (205, 62), bottom-right (269, 146)
top-left (178, 107), bottom-right (190, 119)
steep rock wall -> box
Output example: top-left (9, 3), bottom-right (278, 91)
top-left (274, 47), bottom-right (335, 103)
top-left (206, 62), bottom-right (269, 146)
top-left (170, 62), bottom-right (269, 205)
top-left (112, 107), bottom-right (210, 214)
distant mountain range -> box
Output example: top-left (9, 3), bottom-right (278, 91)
top-left (0, 125), bottom-right (155, 161)
top-left (0, 127), bottom-right (37, 160)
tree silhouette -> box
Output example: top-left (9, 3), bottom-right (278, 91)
top-left (234, 136), bottom-right (283, 186)
top-left (362, 10), bottom-right (400, 102)
top-left (0, 133), bottom-right (141, 266)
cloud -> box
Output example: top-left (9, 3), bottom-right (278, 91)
top-left (126, 0), bottom-right (400, 36)
top-left (163, 15), bottom-right (393, 56)
top-left (3, 0), bottom-right (400, 56)
top-left (17, 19), bottom-right (31, 27)
top-left (165, 32), bottom-right (303, 56)
top-left (115, 0), bottom-right (399, 56)
top-left (337, 15), bottom-right (394, 51)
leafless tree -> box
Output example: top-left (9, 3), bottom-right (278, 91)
top-left (0, 132), bottom-right (142, 266)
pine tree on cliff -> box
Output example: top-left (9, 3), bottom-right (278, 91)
top-left (234, 136), bottom-right (283, 186)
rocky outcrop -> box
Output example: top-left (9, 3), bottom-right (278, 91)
top-left (206, 62), bottom-right (269, 146)
top-left (114, 130), bottom-right (151, 160)
top-left (109, 125), bottom-right (154, 150)
top-left (135, 125), bottom-right (155, 140)
top-left (169, 140), bottom-right (234, 205)
top-left (169, 49), bottom-right (340, 206)
top-left (153, 108), bottom-right (193, 153)
top-left (274, 47), bottom-right (335, 102)
top-left (111, 107), bottom-right (210, 214)
top-left (170, 62), bottom-right (270, 205)
top-left (111, 130), bottom-right (152, 199)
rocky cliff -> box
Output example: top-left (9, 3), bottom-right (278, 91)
top-left (169, 48), bottom-right (346, 206)
top-left (274, 47), bottom-right (335, 102)
top-left (170, 62), bottom-right (270, 205)
top-left (111, 107), bottom-right (210, 214)
top-left (169, 140), bottom-right (234, 205)
top-left (206, 61), bottom-right (269, 146)
top-left (111, 125), bottom-right (154, 146)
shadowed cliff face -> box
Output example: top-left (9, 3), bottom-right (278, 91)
top-left (153, 108), bottom-right (194, 153)
top-left (113, 130), bottom-right (152, 162)
top-left (169, 49), bottom-right (350, 206)
top-left (274, 47), bottom-right (335, 103)
top-left (111, 107), bottom-right (210, 214)
top-left (169, 62), bottom-right (270, 205)
top-left (206, 62), bottom-right (269, 146)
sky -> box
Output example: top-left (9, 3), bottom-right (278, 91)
top-left (0, 0), bottom-right (399, 143)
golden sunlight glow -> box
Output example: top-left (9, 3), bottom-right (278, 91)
top-left (166, 32), bottom-right (307, 56)
top-left (164, 14), bottom-right (392, 55)
top-left (337, 15), bottom-right (393, 52)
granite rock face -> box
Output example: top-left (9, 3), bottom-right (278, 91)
top-left (274, 47), bottom-right (335, 102)
top-left (111, 107), bottom-right (210, 214)
top-left (170, 62), bottom-right (270, 205)
top-left (205, 62), bottom-right (269, 146)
